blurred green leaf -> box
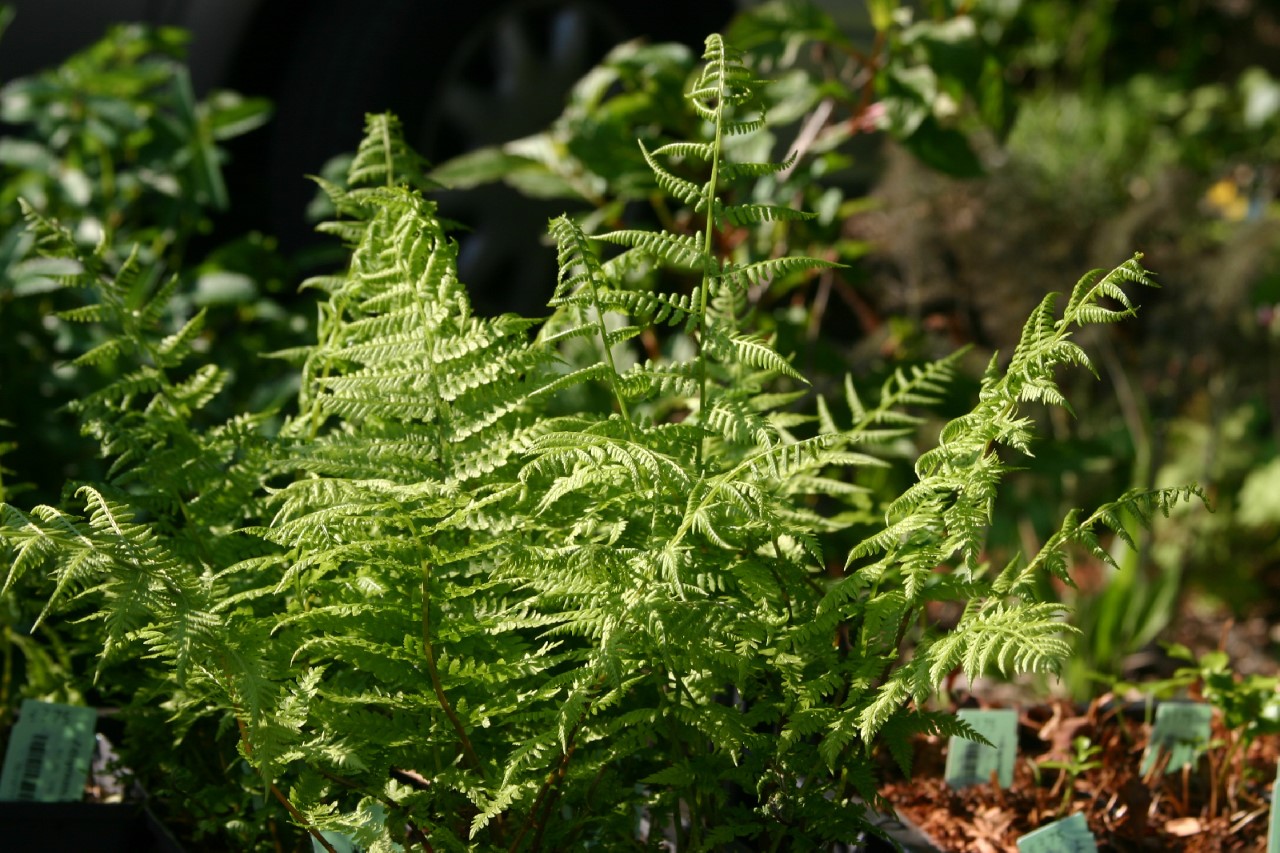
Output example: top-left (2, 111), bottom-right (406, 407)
top-left (431, 147), bottom-right (540, 191)
top-left (1238, 457), bottom-right (1280, 528)
top-left (881, 65), bottom-right (937, 137)
top-left (900, 116), bottom-right (983, 177)
top-left (193, 271), bottom-right (256, 306)
top-left (868, 0), bottom-right (899, 32)
top-left (205, 91), bottom-right (273, 141)
top-left (1240, 67), bottom-right (1280, 130)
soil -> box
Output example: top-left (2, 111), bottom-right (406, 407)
top-left (880, 604), bottom-right (1280, 850)
top-left (880, 694), bottom-right (1279, 852)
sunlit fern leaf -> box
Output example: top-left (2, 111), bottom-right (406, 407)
top-left (715, 200), bottom-right (814, 227)
top-left (69, 336), bottom-right (130, 368)
top-left (704, 397), bottom-right (777, 447)
top-left (718, 255), bottom-right (841, 290)
top-left (703, 330), bottom-right (805, 381)
top-left (649, 141), bottom-right (714, 161)
top-left (592, 228), bottom-right (715, 274)
top-left (636, 140), bottom-right (703, 207)
top-left (346, 113), bottom-right (439, 192)
top-left (719, 152), bottom-right (796, 181)
top-left (57, 303), bottom-right (111, 323)
top-left (924, 601), bottom-right (1075, 684)
top-left (617, 361), bottom-right (700, 401)
top-left (596, 288), bottom-right (702, 330)
top-left (549, 214), bottom-right (609, 300)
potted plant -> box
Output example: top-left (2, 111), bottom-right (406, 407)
top-left (0, 27), bottom-right (1201, 851)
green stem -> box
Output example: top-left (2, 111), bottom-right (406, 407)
top-left (694, 85), bottom-right (726, 474)
top-left (223, 664), bottom-right (338, 853)
top-left (382, 117), bottom-right (395, 187)
top-left (420, 557), bottom-right (483, 775)
top-left (585, 270), bottom-right (637, 442)
top-left (410, 522), bottom-right (504, 842)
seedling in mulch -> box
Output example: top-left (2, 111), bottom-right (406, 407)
top-left (1037, 736), bottom-right (1104, 814)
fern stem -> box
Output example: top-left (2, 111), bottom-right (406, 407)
top-left (382, 116), bottom-right (395, 188)
top-left (268, 783), bottom-right (338, 853)
top-left (694, 77), bottom-right (727, 474)
top-left (231, 713), bottom-right (339, 853)
top-left (584, 270), bottom-right (637, 441)
top-left (509, 723), bottom-right (580, 853)
top-left (417, 550), bottom-right (508, 843)
top-left (420, 559), bottom-right (484, 774)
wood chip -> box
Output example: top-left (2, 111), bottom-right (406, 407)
top-left (1165, 816), bottom-right (1203, 836)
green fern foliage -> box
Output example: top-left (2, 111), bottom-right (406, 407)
top-left (0, 33), bottom-right (1205, 852)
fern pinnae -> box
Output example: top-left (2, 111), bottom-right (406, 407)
top-left (590, 228), bottom-right (712, 273)
top-left (636, 140), bottom-right (705, 208)
top-left (549, 215), bottom-right (637, 436)
top-left (719, 254), bottom-right (840, 290)
top-left (649, 140), bottom-right (714, 161)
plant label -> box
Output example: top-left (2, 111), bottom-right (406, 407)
top-left (1269, 763), bottom-right (1280, 853)
top-left (313, 831), bottom-right (359, 853)
top-left (311, 803), bottom-right (400, 852)
top-left (1016, 811), bottom-right (1097, 852)
top-left (1140, 701), bottom-right (1212, 775)
top-left (945, 708), bottom-right (1018, 789)
top-left (0, 699), bottom-right (96, 802)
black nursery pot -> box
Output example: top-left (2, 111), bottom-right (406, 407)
top-left (864, 807), bottom-right (946, 853)
top-left (0, 801), bottom-right (185, 852)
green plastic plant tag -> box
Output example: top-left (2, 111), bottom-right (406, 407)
top-left (310, 803), bottom-right (401, 853)
top-left (312, 831), bottom-right (358, 853)
top-left (0, 699), bottom-right (97, 802)
top-left (1140, 701), bottom-right (1212, 775)
top-left (945, 708), bottom-right (1018, 789)
top-left (1017, 811), bottom-right (1097, 852)
top-left (1268, 763), bottom-right (1280, 853)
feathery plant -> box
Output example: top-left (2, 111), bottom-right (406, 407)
top-left (0, 34), bottom-right (1203, 851)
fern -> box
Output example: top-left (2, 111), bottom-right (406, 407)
top-left (0, 32), bottom-right (1206, 853)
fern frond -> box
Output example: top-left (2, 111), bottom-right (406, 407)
top-left (703, 331), bottom-right (805, 381)
top-left (704, 397), bottom-right (777, 447)
top-left (923, 602), bottom-right (1076, 683)
top-left (346, 112), bottom-right (439, 192)
top-left (719, 152), bottom-right (796, 181)
top-left (649, 141), bottom-right (714, 161)
top-left (637, 140), bottom-right (703, 207)
top-left (716, 201), bottom-right (815, 227)
top-left (593, 228), bottom-right (715, 274)
top-left (718, 255), bottom-right (840, 289)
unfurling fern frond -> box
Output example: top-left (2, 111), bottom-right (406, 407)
top-left (345, 112), bottom-right (439, 193)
